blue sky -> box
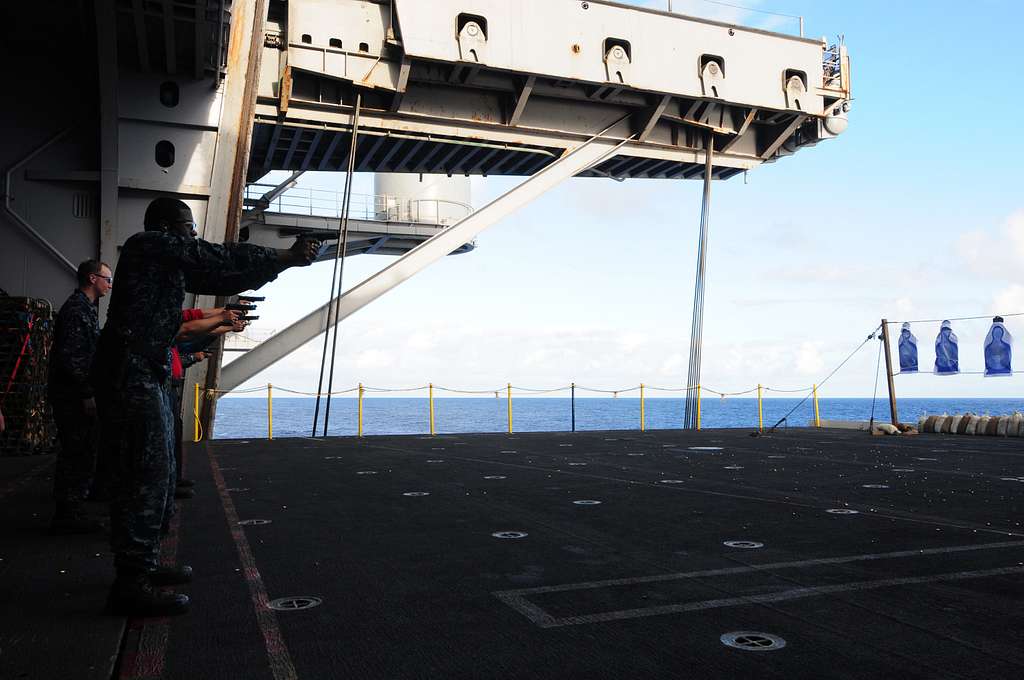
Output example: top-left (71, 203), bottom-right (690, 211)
top-left (227, 0), bottom-right (1024, 400)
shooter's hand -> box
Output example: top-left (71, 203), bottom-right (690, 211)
top-left (286, 235), bottom-right (321, 266)
top-left (231, 318), bottom-right (247, 333)
top-left (218, 308), bottom-right (240, 324)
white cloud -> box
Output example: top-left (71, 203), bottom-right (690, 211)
top-left (959, 210), bottom-right (1024, 281)
top-left (795, 342), bottom-right (825, 375)
top-left (993, 284), bottom-right (1024, 315)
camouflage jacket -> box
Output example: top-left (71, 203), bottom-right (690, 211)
top-left (49, 289), bottom-right (99, 400)
top-left (94, 231), bottom-right (281, 387)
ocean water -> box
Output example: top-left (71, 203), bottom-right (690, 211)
top-left (211, 397), bottom-right (1024, 439)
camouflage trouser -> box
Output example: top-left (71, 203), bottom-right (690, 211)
top-left (171, 380), bottom-right (185, 482)
top-left (50, 396), bottom-right (98, 511)
top-left (100, 361), bottom-right (176, 573)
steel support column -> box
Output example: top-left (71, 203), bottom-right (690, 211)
top-left (188, 0), bottom-right (268, 436)
top-left (683, 136), bottom-right (714, 429)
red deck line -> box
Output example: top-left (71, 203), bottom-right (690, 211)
top-left (118, 446), bottom-right (188, 679)
top-left (210, 447), bottom-right (299, 680)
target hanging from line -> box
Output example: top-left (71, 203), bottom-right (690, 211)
top-left (934, 320), bottom-right (959, 375)
top-left (898, 322), bottom-right (918, 373)
top-left (984, 316), bottom-right (1013, 377)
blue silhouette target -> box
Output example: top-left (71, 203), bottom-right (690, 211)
top-left (984, 317), bottom-right (1012, 376)
top-left (934, 320), bottom-right (959, 375)
top-left (898, 322), bottom-right (918, 373)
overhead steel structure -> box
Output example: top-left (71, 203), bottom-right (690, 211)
top-left (220, 0), bottom-right (852, 403)
top-left (0, 0), bottom-right (851, 434)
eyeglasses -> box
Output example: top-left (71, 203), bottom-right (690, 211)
top-left (93, 275), bottom-right (112, 284)
top-left (175, 220), bottom-right (198, 230)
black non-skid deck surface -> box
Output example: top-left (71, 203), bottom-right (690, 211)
top-left (0, 454), bottom-right (122, 680)
top-left (3, 428), bottom-right (1024, 679)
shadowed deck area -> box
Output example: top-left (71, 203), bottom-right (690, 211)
top-left (3, 427), bottom-right (1024, 679)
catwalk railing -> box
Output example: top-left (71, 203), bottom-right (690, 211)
top-left (191, 381), bottom-right (824, 442)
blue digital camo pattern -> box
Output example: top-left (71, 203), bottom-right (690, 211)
top-left (49, 289), bottom-right (98, 399)
top-left (50, 289), bottom-right (100, 510)
top-left (94, 230), bottom-right (282, 572)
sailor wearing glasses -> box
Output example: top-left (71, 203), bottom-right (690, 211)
top-left (48, 259), bottom-right (112, 535)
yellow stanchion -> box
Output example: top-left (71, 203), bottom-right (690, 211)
top-left (640, 383), bottom-right (645, 431)
top-left (813, 384), bottom-right (820, 428)
top-left (193, 383), bottom-right (200, 443)
top-left (429, 383), bottom-right (435, 436)
top-left (358, 383), bottom-right (364, 437)
top-left (696, 384), bottom-right (702, 431)
top-left (757, 384), bottom-right (764, 432)
top-left (267, 384), bottom-right (273, 440)
top-left (507, 383), bottom-right (513, 434)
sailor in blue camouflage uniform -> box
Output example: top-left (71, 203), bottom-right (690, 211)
top-left (49, 260), bottom-right (112, 534)
top-left (92, 197), bottom-right (320, 616)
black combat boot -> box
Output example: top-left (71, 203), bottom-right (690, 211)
top-left (149, 564), bottom-right (193, 586)
top-left (107, 570), bottom-right (189, 616)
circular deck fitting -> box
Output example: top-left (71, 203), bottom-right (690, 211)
top-left (426, 460), bottom-right (445, 463)
top-left (356, 471), bottom-right (377, 475)
top-left (720, 631), bottom-right (786, 652)
top-left (862, 484), bottom-right (890, 489)
top-left (492, 531), bottom-right (528, 539)
top-left (483, 475), bottom-right (507, 480)
top-left (914, 457), bottom-right (938, 461)
top-left (723, 540), bottom-right (763, 549)
top-left (689, 446), bottom-right (723, 451)
top-left (268, 596), bottom-right (322, 611)
top-left (724, 465), bottom-right (744, 470)
top-left (224, 487), bottom-right (250, 493)
top-left (826, 508), bottom-right (860, 515)
top-left (659, 479), bottom-right (685, 484)
top-left (568, 462), bottom-right (587, 466)
top-left (238, 519), bottom-right (271, 526)
top-left (402, 492), bottom-right (430, 497)
top-left (573, 500), bottom-right (602, 506)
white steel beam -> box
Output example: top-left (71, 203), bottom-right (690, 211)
top-left (221, 134), bottom-right (629, 391)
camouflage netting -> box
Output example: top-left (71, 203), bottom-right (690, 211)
top-left (0, 295), bottom-right (56, 456)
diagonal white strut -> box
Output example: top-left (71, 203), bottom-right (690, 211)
top-left (220, 136), bottom-right (630, 392)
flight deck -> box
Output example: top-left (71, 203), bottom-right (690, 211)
top-left (3, 428), bottom-right (1023, 679)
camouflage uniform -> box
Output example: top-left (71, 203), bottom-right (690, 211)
top-left (92, 231), bottom-right (281, 574)
top-left (48, 289), bottom-right (99, 514)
